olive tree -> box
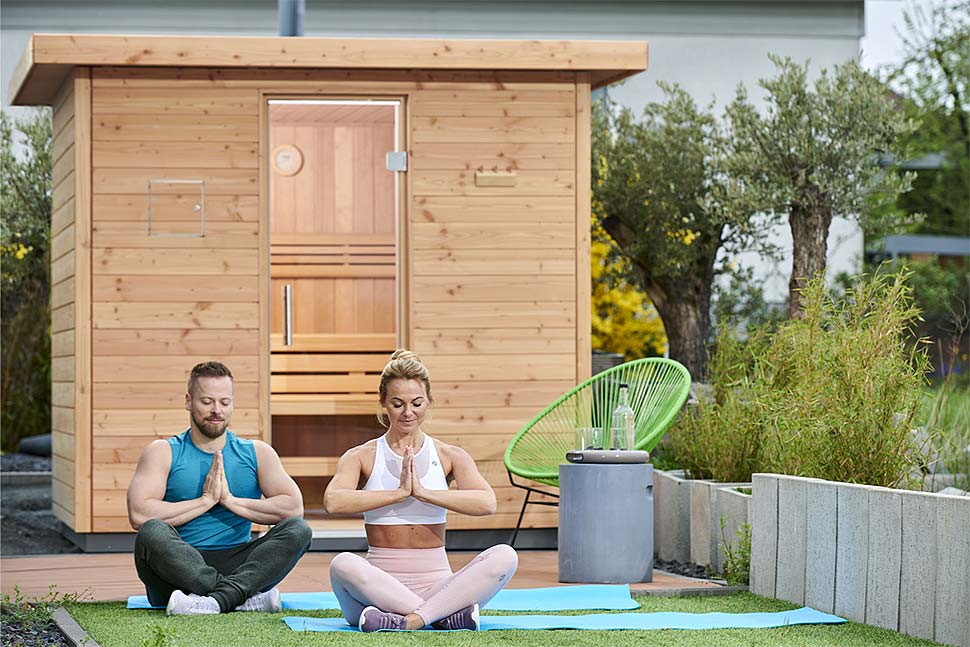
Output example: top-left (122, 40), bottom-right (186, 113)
top-left (725, 56), bottom-right (918, 318)
top-left (592, 84), bottom-right (761, 380)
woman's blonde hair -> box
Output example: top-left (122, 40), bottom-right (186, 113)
top-left (378, 349), bottom-right (433, 406)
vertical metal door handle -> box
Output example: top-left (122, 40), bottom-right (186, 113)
top-left (284, 284), bottom-right (293, 347)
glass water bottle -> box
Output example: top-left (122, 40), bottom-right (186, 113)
top-left (611, 383), bottom-right (635, 450)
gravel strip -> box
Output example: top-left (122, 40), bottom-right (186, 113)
top-left (0, 611), bottom-right (72, 647)
top-left (1, 453), bottom-right (51, 472)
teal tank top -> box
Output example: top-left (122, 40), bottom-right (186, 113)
top-left (165, 430), bottom-right (260, 550)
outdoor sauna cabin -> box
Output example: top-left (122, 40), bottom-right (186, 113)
top-left (10, 34), bottom-right (647, 545)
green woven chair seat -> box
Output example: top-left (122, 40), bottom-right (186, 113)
top-left (504, 357), bottom-right (691, 488)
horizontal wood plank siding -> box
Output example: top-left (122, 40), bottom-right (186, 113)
top-left (75, 68), bottom-right (585, 533)
top-left (89, 67), bottom-right (263, 531)
top-left (407, 78), bottom-right (579, 531)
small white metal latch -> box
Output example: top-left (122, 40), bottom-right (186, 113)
top-left (386, 151), bottom-right (408, 172)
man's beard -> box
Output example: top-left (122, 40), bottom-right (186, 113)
top-left (192, 413), bottom-right (229, 439)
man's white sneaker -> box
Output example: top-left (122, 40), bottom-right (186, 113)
top-left (166, 590), bottom-right (220, 615)
top-left (235, 588), bottom-right (282, 612)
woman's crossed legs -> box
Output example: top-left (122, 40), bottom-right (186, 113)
top-left (329, 544), bottom-right (518, 630)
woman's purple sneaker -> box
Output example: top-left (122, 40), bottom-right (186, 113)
top-left (432, 604), bottom-right (480, 631)
top-left (358, 606), bottom-right (408, 632)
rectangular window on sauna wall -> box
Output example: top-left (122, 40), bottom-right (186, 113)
top-left (146, 179), bottom-right (205, 237)
top-left (268, 99), bottom-right (402, 520)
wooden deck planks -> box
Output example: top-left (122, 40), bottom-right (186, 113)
top-left (0, 551), bottom-right (719, 601)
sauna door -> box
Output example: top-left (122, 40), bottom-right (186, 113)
top-left (268, 99), bottom-right (401, 516)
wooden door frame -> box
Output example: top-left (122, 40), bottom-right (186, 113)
top-left (258, 90), bottom-right (409, 444)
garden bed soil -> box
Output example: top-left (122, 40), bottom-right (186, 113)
top-left (653, 557), bottom-right (718, 580)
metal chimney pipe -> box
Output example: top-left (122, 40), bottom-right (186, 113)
top-left (278, 0), bottom-right (305, 37)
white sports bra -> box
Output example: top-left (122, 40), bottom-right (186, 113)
top-left (362, 433), bottom-right (449, 525)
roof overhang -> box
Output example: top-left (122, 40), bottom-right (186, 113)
top-left (10, 33), bottom-right (648, 105)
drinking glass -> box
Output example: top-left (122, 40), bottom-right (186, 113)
top-left (575, 427), bottom-right (604, 451)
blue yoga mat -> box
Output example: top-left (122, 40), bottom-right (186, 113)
top-left (283, 607), bottom-right (847, 632)
top-left (126, 584), bottom-right (639, 611)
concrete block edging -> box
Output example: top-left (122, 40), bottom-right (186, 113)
top-left (750, 473), bottom-right (970, 647)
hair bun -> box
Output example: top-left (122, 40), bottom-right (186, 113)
top-left (390, 349), bottom-right (421, 363)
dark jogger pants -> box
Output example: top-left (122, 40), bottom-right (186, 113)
top-left (134, 516), bottom-right (312, 612)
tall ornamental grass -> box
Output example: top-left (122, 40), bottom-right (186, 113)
top-left (671, 270), bottom-right (932, 488)
top-left (671, 330), bottom-right (769, 482)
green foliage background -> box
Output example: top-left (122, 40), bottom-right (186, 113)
top-left (1, 109), bottom-right (53, 452)
top-left (881, 0), bottom-right (969, 239)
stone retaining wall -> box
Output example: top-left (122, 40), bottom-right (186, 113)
top-left (751, 473), bottom-right (970, 647)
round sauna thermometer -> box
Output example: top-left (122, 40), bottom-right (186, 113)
top-left (272, 144), bottom-right (304, 176)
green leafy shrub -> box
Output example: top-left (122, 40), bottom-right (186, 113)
top-left (671, 270), bottom-right (932, 487)
top-left (144, 620), bottom-right (179, 647)
top-left (1, 585), bottom-right (89, 632)
top-left (1, 109), bottom-right (52, 452)
top-left (719, 519), bottom-right (751, 586)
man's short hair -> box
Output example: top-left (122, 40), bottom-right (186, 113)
top-left (188, 361), bottom-right (233, 395)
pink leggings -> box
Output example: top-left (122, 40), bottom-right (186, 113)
top-left (329, 544), bottom-right (518, 626)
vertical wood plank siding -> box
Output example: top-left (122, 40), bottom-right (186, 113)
top-left (82, 68), bottom-right (584, 532)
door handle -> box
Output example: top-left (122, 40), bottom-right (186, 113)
top-left (283, 284), bottom-right (293, 347)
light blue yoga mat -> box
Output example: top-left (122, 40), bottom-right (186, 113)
top-left (283, 607), bottom-right (847, 632)
top-left (126, 584), bottom-right (639, 611)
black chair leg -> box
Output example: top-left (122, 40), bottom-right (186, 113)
top-left (510, 489), bottom-right (531, 548)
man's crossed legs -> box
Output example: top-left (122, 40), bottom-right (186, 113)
top-left (134, 516), bottom-right (312, 614)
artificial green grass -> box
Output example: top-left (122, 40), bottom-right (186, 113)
top-left (65, 592), bottom-right (944, 647)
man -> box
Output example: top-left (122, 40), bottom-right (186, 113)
top-left (127, 361), bottom-right (312, 615)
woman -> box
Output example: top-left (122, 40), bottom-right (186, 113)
top-left (324, 350), bottom-right (518, 632)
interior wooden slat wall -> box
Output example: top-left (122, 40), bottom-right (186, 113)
top-left (73, 66), bottom-right (590, 533)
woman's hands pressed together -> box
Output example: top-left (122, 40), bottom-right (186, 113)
top-left (398, 446), bottom-right (413, 497)
top-left (407, 447), bottom-right (430, 501)
top-left (397, 445), bottom-right (431, 502)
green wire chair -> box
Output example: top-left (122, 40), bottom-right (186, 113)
top-left (503, 357), bottom-right (691, 546)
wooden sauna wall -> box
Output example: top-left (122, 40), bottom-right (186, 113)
top-left (50, 69), bottom-right (92, 531)
top-left (78, 67), bottom-right (588, 533)
top-left (86, 69), bottom-right (264, 532)
top-left (406, 77), bottom-right (588, 530)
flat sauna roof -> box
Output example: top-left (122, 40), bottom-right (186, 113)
top-left (10, 33), bottom-right (649, 105)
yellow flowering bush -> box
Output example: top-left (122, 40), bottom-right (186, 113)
top-left (591, 217), bottom-right (667, 360)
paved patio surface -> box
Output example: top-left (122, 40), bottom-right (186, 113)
top-left (0, 551), bottom-right (722, 601)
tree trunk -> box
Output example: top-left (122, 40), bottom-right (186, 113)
top-left (599, 214), bottom-right (718, 381)
top-left (652, 290), bottom-right (711, 382)
top-left (788, 203), bottom-right (832, 319)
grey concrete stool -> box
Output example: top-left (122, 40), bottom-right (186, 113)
top-left (558, 462), bottom-right (653, 583)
